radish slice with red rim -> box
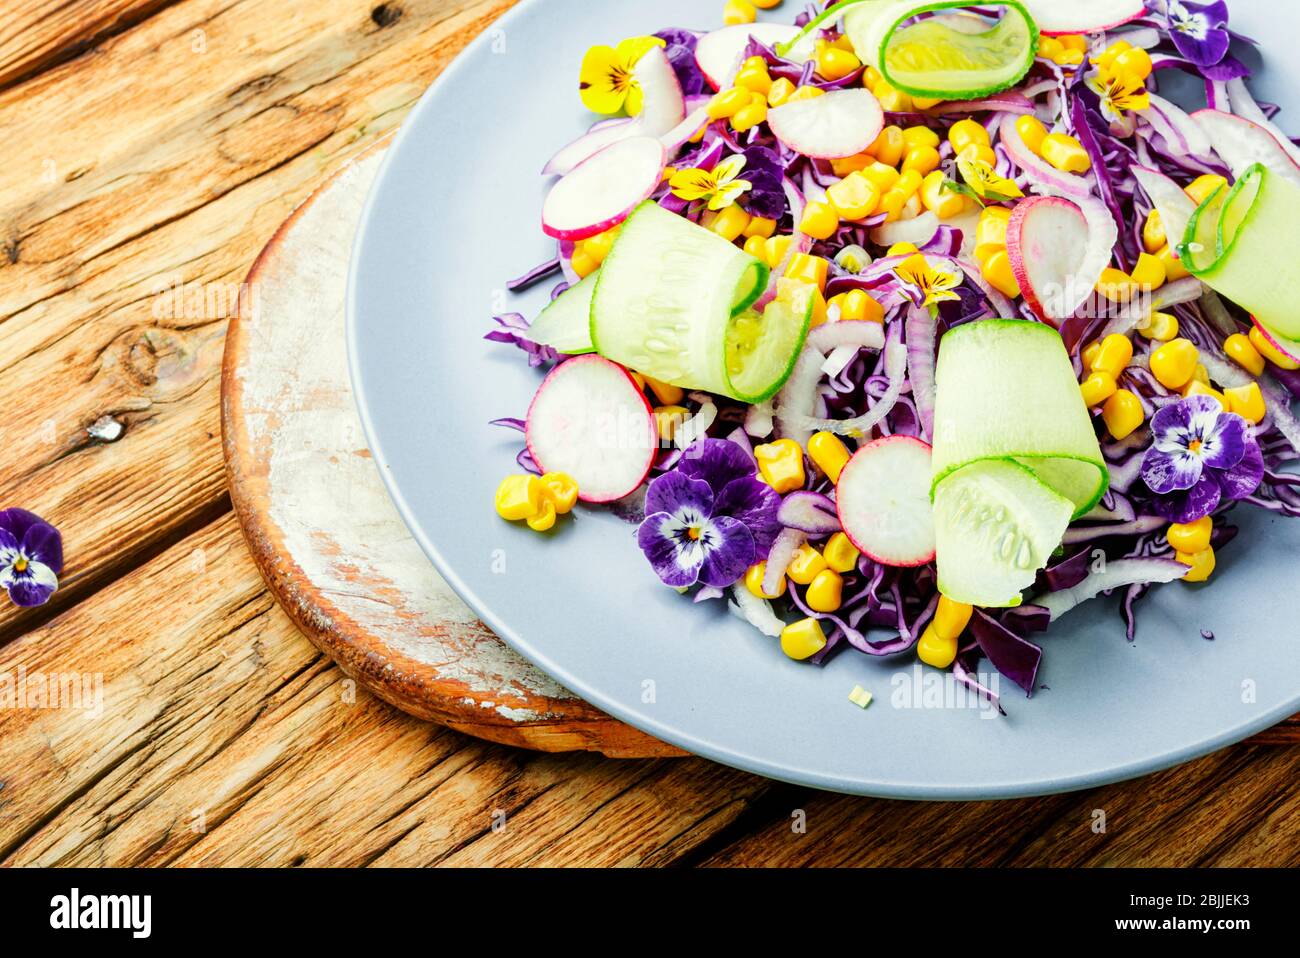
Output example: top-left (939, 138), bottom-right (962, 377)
top-left (768, 89), bottom-right (885, 161)
top-left (1022, 0), bottom-right (1146, 35)
top-left (1191, 109), bottom-right (1300, 190)
top-left (541, 137), bottom-right (666, 241)
top-left (525, 355), bottom-right (657, 503)
top-left (836, 436), bottom-right (936, 568)
top-left (1006, 195), bottom-right (1089, 327)
top-left (694, 23), bottom-right (801, 91)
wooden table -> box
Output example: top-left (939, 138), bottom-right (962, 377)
top-left (1, 0), bottom-right (1297, 868)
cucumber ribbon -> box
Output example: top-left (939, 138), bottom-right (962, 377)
top-left (1178, 162), bottom-right (1300, 343)
top-left (842, 0), bottom-right (1039, 101)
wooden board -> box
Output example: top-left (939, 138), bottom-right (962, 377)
top-left (222, 140), bottom-right (682, 757)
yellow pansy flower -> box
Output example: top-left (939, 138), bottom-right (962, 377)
top-left (580, 36), bottom-right (667, 116)
top-left (956, 146), bottom-right (1025, 203)
top-left (669, 154), bottom-right (754, 211)
top-left (1088, 67), bottom-right (1151, 123)
top-left (894, 254), bottom-right (961, 311)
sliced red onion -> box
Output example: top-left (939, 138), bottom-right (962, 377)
top-left (1197, 351), bottom-right (1253, 390)
top-left (778, 491), bottom-right (841, 535)
top-left (1152, 277), bottom-right (1205, 311)
top-left (999, 113), bottom-right (1092, 199)
top-left (745, 400), bottom-right (775, 438)
top-left (930, 92), bottom-right (1035, 116)
top-left (777, 326), bottom-right (907, 436)
top-left (659, 107), bottom-right (710, 156)
top-left (725, 426), bottom-right (758, 466)
top-left (755, 177), bottom-right (811, 310)
top-left (1018, 79), bottom-right (1059, 99)
top-left (675, 395), bottom-right (717, 449)
top-left (904, 306), bottom-right (937, 440)
top-left (1198, 289), bottom-right (1241, 338)
top-left (1141, 93), bottom-right (1214, 158)
top-left (1260, 376), bottom-right (1300, 452)
top-left (774, 342), bottom-right (826, 447)
top-left (955, 258), bottom-right (1016, 316)
top-left (806, 319), bottom-right (886, 353)
top-left (1061, 516), bottom-right (1165, 546)
top-left (1033, 558), bottom-right (1190, 621)
top-left (728, 586), bottom-right (784, 638)
top-left (1082, 498), bottom-right (1137, 523)
top-left (869, 211), bottom-right (940, 249)
top-left (763, 527), bottom-right (806, 596)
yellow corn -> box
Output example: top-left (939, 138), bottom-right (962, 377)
top-left (1038, 36), bottom-right (1064, 60)
top-left (1080, 370), bottom-right (1118, 407)
top-left (751, 0), bottom-right (782, 7)
top-left (860, 161), bottom-right (901, 194)
top-left (901, 125), bottom-right (941, 150)
top-left (526, 499), bottom-right (557, 532)
top-left (1102, 389), bottom-right (1144, 440)
top-left (876, 190), bottom-right (906, 222)
top-left (1177, 546), bottom-right (1216, 583)
top-left (754, 438), bottom-right (807, 494)
top-left (570, 246), bottom-right (599, 278)
top-left (538, 472), bottom-right (579, 514)
top-left (1040, 133), bottom-right (1091, 173)
top-left (743, 234), bottom-right (768, 259)
top-left (828, 289), bottom-right (884, 324)
top-left (1249, 326), bottom-right (1300, 370)
top-left (873, 81), bottom-right (913, 113)
top-left (707, 87), bottom-right (751, 120)
top-left (1014, 115), bottom-right (1049, 155)
top-left (1142, 209), bottom-right (1166, 253)
top-left (920, 171), bottom-right (966, 218)
top-left (808, 431), bottom-right (852, 482)
top-left (745, 561), bottom-right (786, 599)
top-left (1092, 39), bottom-right (1131, 70)
top-left (731, 97), bottom-right (768, 133)
top-left (830, 153), bottom-right (874, 176)
top-left (893, 168), bottom-right (923, 198)
top-left (1182, 380), bottom-right (1226, 409)
top-left (734, 57), bottom-right (773, 96)
top-left (1131, 251), bottom-right (1166, 290)
top-left (1167, 515), bottom-right (1212, 554)
top-left (786, 544), bottom-right (828, 585)
top-left (827, 171), bottom-right (882, 221)
top-left (494, 474), bottom-right (544, 522)
top-left (723, 0), bottom-right (758, 25)
top-left (788, 85), bottom-right (825, 103)
top-left (785, 252), bottom-right (830, 291)
top-left (1185, 173), bottom-right (1228, 205)
top-left (781, 617), bottom-right (827, 660)
top-left (948, 118), bottom-right (990, 154)
top-left (763, 235), bottom-right (794, 269)
top-left (1223, 333), bottom-right (1266, 377)
top-left (887, 242), bottom-right (920, 258)
top-left (866, 125), bottom-right (905, 167)
top-left (1150, 338), bottom-right (1200, 390)
top-left (933, 596), bottom-right (973, 640)
top-left (974, 205), bottom-right (1012, 263)
top-left (1096, 267), bottom-right (1139, 303)
top-left (767, 77), bottom-right (797, 107)
top-left (1224, 382), bottom-right (1267, 424)
top-left (654, 405), bottom-right (690, 442)
top-left (1058, 34), bottom-right (1089, 54)
top-left (901, 145), bottom-right (941, 176)
top-left (582, 225), bottom-right (620, 265)
top-left (862, 65), bottom-right (883, 90)
top-left (912, 95), bottom-right (944, 110)
top-left (1139, 311), bottom-right (1179, 342)
top-left (806, 569), bottom-right (844, 613)
top-left (823, 532), bottom-right (861, 574)
top-left (981, 248), bottom-right (1021, 298)
top-left (1081, 339), bottom-right (1102, 371)
top-left (710, 203), bottom-right (752, 241)
top-left (1091, 333), bottom-right (1134, 378)
top-left (1157, 244), bottom-right (1190, 281)
top-left (817, 44), bottom-right (861, 81)
top-left (916, 624), bottom-right (958, 669)
top-left (799, 200), bottom-right (840, 240)
top-left (1114, 46), bottom-right (1153, 83)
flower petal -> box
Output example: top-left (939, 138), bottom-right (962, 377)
top-left (714, 477), bottom-right (782, 554)
top-left (4, 560), bottom-right (58, 607)
top-left (710, 153), bottom-right (748, 185)
top-left (697, 516), bottom-right (756, 588)
top-left (637, 512), bottom-right (704, 587)
top-left (1150, 396), bottom-right (1195, 439)
top-left (0, 508), bottom-right (44, 543)
top-left (1199, 409), bottom-right (1247, 470)
top-left (579, 45), bottom-right (629, 114)
top-left (1154, 474), bottom-right (1222, 524)
top-left (678, 438), bottom-right (758, 496)
top-left (669, 168), bottom-right (716, 201)
top-left (707, 178), bottom-right (753, 211)
top-left (1142, 444), bottom-right (1203, 494)
top-left (615, 35), bottom-right (667, 69)
top-left (644, 471), bottom-right (714, 522)
top-left (1214, 437), bottom-right (1264, 501)
top-left (21, 520), bottom-right (63, 574)
top-left (1170, 9), bottom-right (1230, 66)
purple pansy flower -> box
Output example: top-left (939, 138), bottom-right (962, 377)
top-left (1140, 395), bottom-right (1263, 523)
top-left (637, 439), bottom-right (781, 589)
top-left (0, 509), bottom-right (63, 607)
top-left (1167, 1), bottom-right (1231, 68)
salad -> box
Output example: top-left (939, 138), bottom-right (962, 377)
top-left (487, 0), bottom-right (1300, 712)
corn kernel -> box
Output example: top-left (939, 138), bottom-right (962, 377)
top-left (800, 200), bottom-right (840, 240)
top-left (833, 33), bottom-right (856, 50)
top-left (1014, 115), bottom-right (1048, 155)
top-left (806, 569), bottom-right (844, 613)
top-left (526, 499), bottom-right (557, 532)
top-left (788, 85), bottom-right (825, 102)
top-left (785, 252), bottom-right (830, 291)
top-left (920, 170), bottom-right (965, 218)
top-left (1183, 380), bottom-right (1226, 408)
top-left (707, 87), bottom-right (751, 120)
top-left (901, 145), bottom-right (941, 176)
top-left (981, 248), bottom-right (1021, 298)
top-left (808, 431), bottom-right (852, 482)
top-left (731, 98), bottom-right (768, 133)
top-left (823, 531), bottom-right (861, 574)
top-left (830, 153), bottom-right (873, 176)
top-left (887, 241), bottom-right (920, 258)
top-left (829, 289), bottom-right (883, 324)
top-left (735, 57), bottom-right (773, 96)
top-left (1081, 339), bottom-right (1103, 370)
top-left (911, 95), bottom-right (944, 110)
top-left (745, 561), bottom-right (786, 599)
top-left (570, 246), bottom-right (599, 278)
top-left (722, 0), bottom-right (758, 26)
top-left (781, 617), bottom-right (827, 660)
top-left (933, 596), bottom-right (973, 640)
top-left (916, 624), bottom-right (958, 669)
top-left (959, 142), bottom-right (999, 168)
top-left (538, 472), bottom-right (579, 514)
top-left (873, 81), bottom-right (913, 113)
top-left (1223, 333), bottom-right (1266, 377)
top-left (859, 160), bottom-right (901, 194)
top-left (754, 438), bottom-right (807, 494)
top-left (893, 168), bottom-right (923, 198)
top-left (1157, 244), bottom-right (1190, 281)
top-left (1167, 515), bottom-right (1213, 554)
top-left (1113, 46), bottom-right (1153, 83)
top-left (1080, 370), bottom-right (1118, 407)
top-left (876, 190), bottom-right (906, 222)
top-left (654, 404), bottom-right (690, 442)
top-left (834, 244), bottom-right (872, 275)
top-left (1131, 251), bottom-right (1166, 290)
top-left (495, 474), bottom-right (544, 522)
top-left (1096, 266), bottom-right (1139, 303)
top-left (817, 45), bottom-right (861, 82)
top-left (1177, 546), bottom-right (1216, 583)
top-left (1038, 36), bottom-right (1064, 60)
top-left (1139, 311), bottom-right (1179, 342)
top-left (743, 234), bottom-right (768, 259)
top-left (710, 203), bottom-right (751, 241)
top-left (948, 118), bottom-right (990, 154)
top-left (1102, 389), bottom-right (1145, 440)
top-left (767, 77), bottom-right (797, 107)
top-left (1041, 133), bottom-right (1091, 173)
top-left (1224, 381), bottom-right (1267, 424)
top-left (1142, 209), bottom-right (1166, 253)
top-left (974, 205), bottom-right (1012, 263)
top-left (1249, 325), bottom-right (1300, 370)
top-left (866, 125), bottom-right (906, 167)
top-left (1092, 333), bottom-right (1134, 379)
top-left (1185, 173), bottom-right (1228, 206)
top-left (862, 65), bottom-right (883, 89)
top-left (1058, 34), bottom-right (1089, 54)
top-left (786, 544), bottom-right (828, 585)
top-left (764, 235), bottom-right (794, 269)
top-left (902, 125), bottom-right (941, 150)
top-left (1150, 338), bottom-right (1200, 390)
top-left (827, 171), bottom-right (882, 221)
top-left (1091, 39), bottom-right (1131, 70)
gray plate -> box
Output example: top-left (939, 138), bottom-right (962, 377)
top-left (348, 0), bottom-right (1300, 798)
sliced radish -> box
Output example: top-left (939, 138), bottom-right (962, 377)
top-left (695, 23), bottom-right (800, 91)
top-left (1253, 317), bottom-right (1300, 365)
top-left (835, 436), bottom-right (936, 568)
top-left (768, 89), bottom-right (884, 161)
top-left (1225, 77), bottom-right (1300, 169)
top-left (777, 491), bottom-right (841, 535)
top-left (1006, 196), bottom-right (1088, 327)
top-left (541, 48), bottom-right (685, 176)
top-left (1191, 109), bottom-right (1300, 191)
top-left (1022, 0), bottom-right (1146, 35)
top-left (525, 355), bottom-right (656, 503)
top-left (541, 137), bottom-right (666, 241)
top-left (1132, 165), bottom-right (1196, 256)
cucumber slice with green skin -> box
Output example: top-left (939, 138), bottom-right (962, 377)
top-left (844, 1), bottom-right (1039, 101)
top-left (1178, 163), bottom-right (1300, 340)
top-left (527, 273), bottom-right (596, 355)
top-left (591, 202), bottom-right (810, 403)
top-left (933, 459), bottom-right (1074, 608)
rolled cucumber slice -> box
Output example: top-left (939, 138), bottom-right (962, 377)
top-left (592, 202), bottom-right (811, 403)
top-left (844, 1), bottom-right (1039, 101)
top-left (527, 273), bottom-right (596, 355)
top-left (1179, 163), bottom-right (1300, 340)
